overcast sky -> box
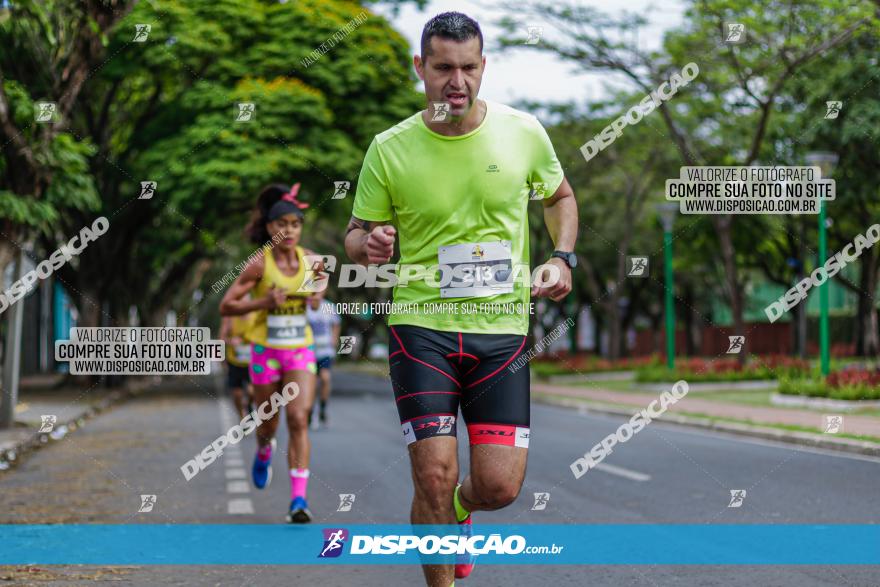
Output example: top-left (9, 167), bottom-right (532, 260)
top-left (373, 0), bottom-right (687, 107)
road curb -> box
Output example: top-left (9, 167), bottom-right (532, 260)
top-left (0, 378), bottom-right (157, 472)
top-left (534, 393), bottom-right (880, 458)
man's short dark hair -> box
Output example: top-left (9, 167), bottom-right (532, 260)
top-left (420, 12), bottom-right (483, 61)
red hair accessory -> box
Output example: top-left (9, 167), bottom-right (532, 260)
top-left (281, 182), bottom-right (309, 209)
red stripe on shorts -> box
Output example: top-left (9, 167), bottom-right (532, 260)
top-left (467, 423), bottom-right (518, 446)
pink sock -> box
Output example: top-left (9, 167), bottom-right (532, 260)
top-left (290, 468), bottom-right (310, 500)
top-left (257, 443), bottom-right (272, 462)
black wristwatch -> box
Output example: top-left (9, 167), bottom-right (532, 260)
top-left (551, 250), bottom-right (577, 269)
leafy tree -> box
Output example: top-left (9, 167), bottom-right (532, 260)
top-left (497, 0), bottom-right (879, 361)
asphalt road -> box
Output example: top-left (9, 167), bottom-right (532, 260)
top-left (0, 371), bottom-right (878, 586)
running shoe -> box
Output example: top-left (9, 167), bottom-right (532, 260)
top-left (287, 496), bottom-right (313, 523)
top-left (455, 513), bottom-right (476, 579)
top-left (251, 438), bottom-right (276, 489)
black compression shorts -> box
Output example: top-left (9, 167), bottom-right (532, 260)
top-left (226, 363), bottom-right (250, 390)
top-left (389, 325), bottom-right (530, 448)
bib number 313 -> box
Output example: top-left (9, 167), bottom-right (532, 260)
top-left (437, 240), bottom-right (514, 298)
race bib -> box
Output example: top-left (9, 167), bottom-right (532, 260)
top-left (266, 314), bottom-right (308, 347)
top-left (437, 240), bottom-right (514, 298)
top-left (234, 344), bottom-right (251, 363)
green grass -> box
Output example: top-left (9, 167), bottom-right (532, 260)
top-left (567, 379), bottom-right (639, 392)
top-left (552, 382), bottom-right (880, 416)
top-left (779, 377), bottom-right (880, 400)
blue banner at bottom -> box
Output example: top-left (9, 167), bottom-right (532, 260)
top-left (0, 524), bottom-right (877, 565)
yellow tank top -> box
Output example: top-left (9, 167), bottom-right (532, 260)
top-left (226, 313), bottom-right (255, 366)
top-left (246, 245), bottom-right (314, 349)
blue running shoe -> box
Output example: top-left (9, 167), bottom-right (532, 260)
top-left (251, 438), bottom-right (275, 489)
top-left (287, 496), bottom-right (313, 523)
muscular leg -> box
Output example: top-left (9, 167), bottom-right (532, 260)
top-left (457, 444), bottom-right (527, 513)
top-left (283, 369), bottom-right (316, 470)
top-left (409, 436), bottom-right (459, 587)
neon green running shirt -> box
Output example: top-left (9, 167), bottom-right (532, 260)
top-left (352, 100), bottom-right (565, 335)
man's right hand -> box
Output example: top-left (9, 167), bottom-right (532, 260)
top-left (366, 225), bottom-right (396, 264)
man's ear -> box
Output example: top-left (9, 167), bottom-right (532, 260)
top-left (413, 55), bottom-right (425, 81)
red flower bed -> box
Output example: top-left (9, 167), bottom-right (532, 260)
top-left (827, 368), bottom-right (880, 389)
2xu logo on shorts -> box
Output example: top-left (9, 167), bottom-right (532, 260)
top-left (402, 415), bottom-right (456, 445)
top-left (402, 416), bottom-right (530, 448)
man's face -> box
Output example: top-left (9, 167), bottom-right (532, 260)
top-left (415, 36), bottom-right (485, 119)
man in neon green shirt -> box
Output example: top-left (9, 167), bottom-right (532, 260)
top-left (345, 11), bottom-right (578, 587)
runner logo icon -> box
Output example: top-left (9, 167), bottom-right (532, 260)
top-left (332, 181), bottom-right (350, 199)
top-left (38, 415), bottom-right (57, 433)
top-left (337, 494), bottom-right (356, 512)
top-left (531, 492), bottom-right (550, 510)
top-left (728, 489), bottom-right (746, 508)
top-left (133, 24), bottom-right (151, 42)
top-left (431, 102), bottom-right (450, 122)
top-left (235, 103), bottom-right (255, 122)
top-left (319, 528), bottom-right (349, 558)
top-left (529, 182), bottom-right (546, 200)
top-left (35, 102), bottom-right (57, 123)
top-left (627, 256), bottom-right (649, 277)
top-left (825, 101), bottom-right (842, 119)
top-left (726, 336), bottom-right (744, 354)
top-left (823, 415), bottom-right (843, 434)
top-left (337, 336), bottom-right (356, 355)
top-left (139, 181), bottom-right (157, 200)
top-left (437, 416), bottom-right (454, 434)
top-left (725, 23), bottom-right (745, 43)
top-left (138, 494), bottom-right (157, 513)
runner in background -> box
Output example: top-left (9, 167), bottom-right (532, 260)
top-left (220, 312), bottom-right (255, 419)
top-left (220, 182), bottom-right (327, 523)
top-left (307, 297), bottom-right (341, 429)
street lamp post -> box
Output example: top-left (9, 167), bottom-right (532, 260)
top-left (805, 152), bottom-right (838, 377)
top-left (657, 203), bottom-right (678, 370)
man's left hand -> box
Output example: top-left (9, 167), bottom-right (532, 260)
top-left (530, 257), bottom-right (572, 302)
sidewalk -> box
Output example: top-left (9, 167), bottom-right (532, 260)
top-left (0, 374), bottom-right (175, 471)
top-left (532, 381), bottom-right (880, 452)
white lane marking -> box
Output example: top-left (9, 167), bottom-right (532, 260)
top-left (228, 499), bottom-right (254, 515)
top-left (593, 462), bottom-right (651, 482)
top-left (227, 458), bottom-right (245, 467)
top-left (225, 468), bottom-right (247, 479)
top-left (227, 480), bottom-right (250, 493)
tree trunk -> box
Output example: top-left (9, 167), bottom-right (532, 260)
top-left (856, 249), bottom-right (879, 356)
top-left (714, 216), bottom-right (746, 363)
